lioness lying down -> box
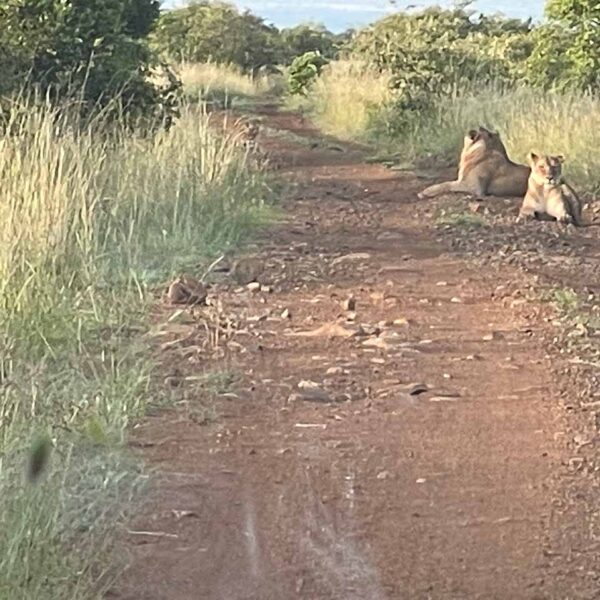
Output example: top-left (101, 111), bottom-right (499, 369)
top-left (517, 153), bottom-right (583, 226)
top-left (418, 126), bottom-right (530, 200)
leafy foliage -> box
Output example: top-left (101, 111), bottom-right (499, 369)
top-left (0, 0), bottom-right (178, 125)
top-left (152, 2), bottom-right (345, 70)
top-left (279, 24), bottom-right (344, 63)
top-left (288, 51), bottom-right (329, 96)
top-left (151, 1), bottom-right (281, 71)
top-left (527, 0), bottom-right (600, 88)
top-left (349, 7), bottom-right (534, 134)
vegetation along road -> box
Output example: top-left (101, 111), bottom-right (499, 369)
top-left (2, 0), bottom-right (600, 598)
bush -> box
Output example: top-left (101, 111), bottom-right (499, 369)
top-left (526, 0), bottom-right (600, 89)
top-left (0, 0), bottom-right (177, 124)
top-left (288, 51), bottom-right (329, 96)
top-left (349, 7), bottom-right (533, 133)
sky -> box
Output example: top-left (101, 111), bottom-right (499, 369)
top-left (163, 1), bottom-right (545, 32)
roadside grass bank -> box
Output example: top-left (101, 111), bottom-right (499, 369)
top-left (0, 98), bottom-right (273, 599)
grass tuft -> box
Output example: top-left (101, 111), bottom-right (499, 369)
top-left (437, 209), bottom-right (487, 229)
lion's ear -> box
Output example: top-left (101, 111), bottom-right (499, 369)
top-left (527, 152), bottom-right (539, 164)
top-left (467, 129), bottom-right (478, 140)
top-left (555, 154), bottom-right (565, 164)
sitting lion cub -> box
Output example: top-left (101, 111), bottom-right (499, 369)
top-left (517, 153), bottom-right (583, 226)
top-left (418, 126), bottom-right (530, 200)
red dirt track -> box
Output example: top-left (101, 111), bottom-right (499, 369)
top-left (114, 109), bottom-right (600, 599)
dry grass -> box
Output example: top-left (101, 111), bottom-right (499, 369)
top-left (411, 87), bottom-right (600, 193)
top-left (288, 59), bottom-right (392, 141)
top-left (0, 98), bottom-right (272, 598)
top-left (176, 61), bottom-right (277, 103)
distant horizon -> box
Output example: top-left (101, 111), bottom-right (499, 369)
top-left (162, 1), bottom-right (545, 32)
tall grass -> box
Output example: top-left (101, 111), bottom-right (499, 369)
top-left (0, 98), bottom-right (272, 598)
top-left (287, 59), bottom-right (391, 142)
top-left (177, 61), bottom-right (281, 105)
top-left (393, 86), bottom-right (600, 193)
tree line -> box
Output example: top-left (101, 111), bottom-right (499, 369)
top-left (0, 0), bottom-right (597, 124)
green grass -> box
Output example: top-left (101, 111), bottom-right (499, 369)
top-left (550, 287), bottom-right (581, 315)
top-left (0, 97), bottom-right (273, 598)
top-left (436, 209), bottom-right (487, 229)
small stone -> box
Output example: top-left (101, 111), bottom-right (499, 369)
top-left (281, 308), bottom-right (291, 319)
top-left (436, 281), bottom-right (448, 287)
top-left (416, 478), bottom-right (426, 484)
top-left (247, 282), bottom-right (261, 292)
top-left (483, 331), bottom-right (504, 341)
top-left (343, 296), bottom-right (356, 311)
top-left (450, 297), bottom-right (462, 304)
top-left (377, 471), bottom-right (390, 480)
top-left (393, 318), bottom-right (409, 326)
top-left (261, 285), bottom-right (272, 294)
top-left (331, 252), bottom-right (371, 266)
top-left (362, 337), bottom-right (390, 350)
top-left (326, 367), bottom-right (344, 375)
top-left (290, 381), bottom-right (331, 403)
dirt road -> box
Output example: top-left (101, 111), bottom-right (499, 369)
top-left (114, 109), bottom-right (600, 599)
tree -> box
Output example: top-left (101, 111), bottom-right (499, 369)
top-left (280, 23), bottom-right (338, 63)
top-left (540, 0), bottom-right (600, 87)
top-left (152, 1), bottom-right (280, 71)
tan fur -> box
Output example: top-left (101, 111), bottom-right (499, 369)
top-left (517, 153), bottom-right (583, 226)
top-left (418, 126), bottom-right (530, 200)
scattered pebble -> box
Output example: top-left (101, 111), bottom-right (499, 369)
top-left (343, 296), bottom-right (356, 311)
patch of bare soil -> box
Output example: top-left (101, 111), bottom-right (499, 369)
top-left (113, 108), bottom-right (600, 599)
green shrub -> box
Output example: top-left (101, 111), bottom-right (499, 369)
top-left (0, 0), bottom-right (177, 124)
top-left (288, 51), bottom-right (329, 96)
top-left (349, 7), bottom-right (533, 133)
top-left (526, 0), bottom-right (600, 89)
